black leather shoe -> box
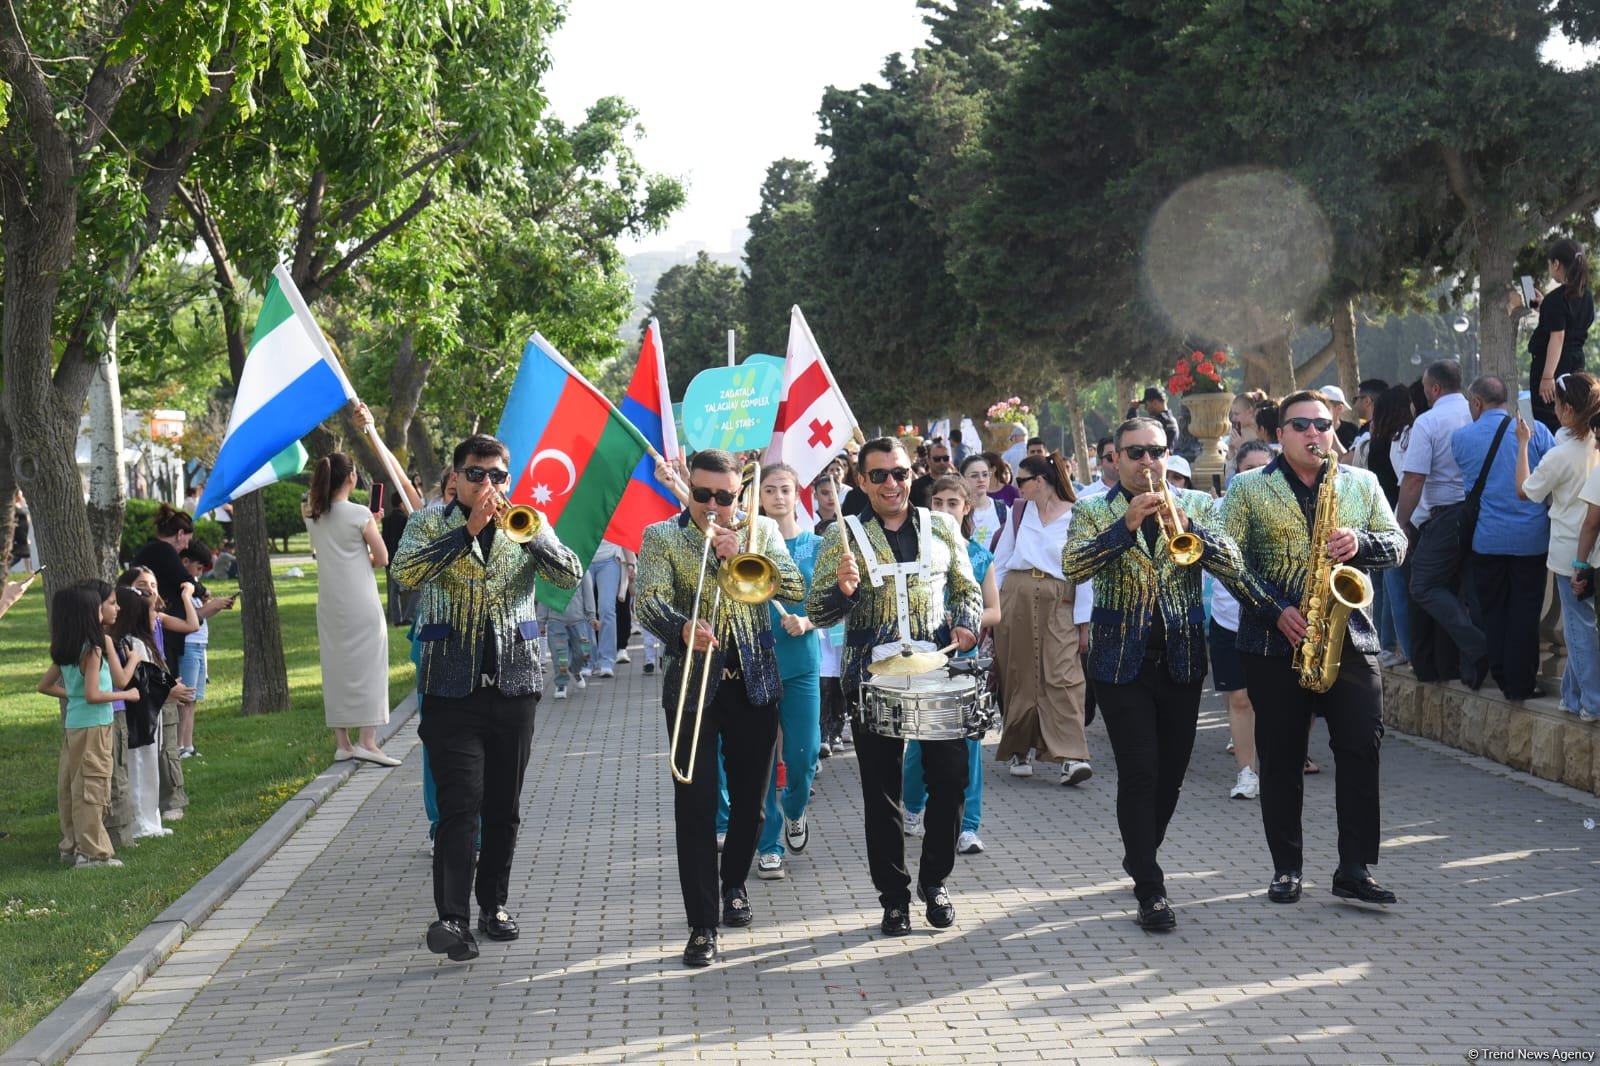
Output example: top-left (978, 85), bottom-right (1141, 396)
top-left (917, 883), bottom-right (955, 928)
top-left (425, 919), bottom-right (480, 962)
top-left (683, 927), bottom-right (717, 967)
top-left (1332, 866), bottom-right (1397, 903)
top-left (1136, 896), bottom-right (1177, 931)
top-left (478, 908), bottom-right (519, 941)
top-left (881, 904), bottom-right (911, 936)
top-left (721, 885), bottom-right (753, 928)
top-left (1267, 871), bottom-right (1302, 903)
top-left (1464, 658), bottom-right (1490, 691)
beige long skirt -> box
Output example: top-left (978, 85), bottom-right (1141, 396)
top-left (994, 570), bottom-right (1088, 763)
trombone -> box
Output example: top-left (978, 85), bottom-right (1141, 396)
top-left (668, 463), bottom-right (781, 784)
top-left (491, 486), bottom-right (542, 543)
top-left (1144, 469), bottom-right (1203, 566)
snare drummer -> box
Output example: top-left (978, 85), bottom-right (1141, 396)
top-left (1061, 418), bottom-right (1252, 932)
top-left (807, 437), bottom-right (983, 936)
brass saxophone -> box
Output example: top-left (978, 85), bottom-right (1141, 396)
top-left (1292, 446), bottom-right (1375, 692)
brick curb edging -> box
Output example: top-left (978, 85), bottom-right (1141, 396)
top-left (0, 694), bottom-right (418, 1066)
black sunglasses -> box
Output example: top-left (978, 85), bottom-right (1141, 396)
top-left (1121, 445), bottom-right (1168, 461)
top-left (458, 465), bottom-right (510, 484)
top-left (690, 486), bottom-right (738, 506)
top-left (1284, 417), bottom-right (1334, 433)
top-left (1015, 474), bottom-right (1040, 486)
top-left (866, 467), bottom-right (913, 485)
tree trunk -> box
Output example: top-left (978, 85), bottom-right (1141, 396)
top-left (384, 328), bottom-right (430, 458)
top-left (0, 408), bottom-right (16, 569)
top-left (178, 180), bottom-right (292, 712)
top-left (1114, 373), bottom-right (1135, 423)
top-left (1477, 213), bottom-right (1521, 383)
top-left (408, 417), bottom-right (443, 497)
top-left (86, 319), bottom-right (127, 580)
top-left (1063, 373), bottom-right (1092, 485)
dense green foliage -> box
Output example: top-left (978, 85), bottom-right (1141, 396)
top-left (644, 251), bottom-right (748, 379)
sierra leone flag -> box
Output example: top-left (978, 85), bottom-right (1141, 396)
top-left (195, 265), bottom-right (355, 516)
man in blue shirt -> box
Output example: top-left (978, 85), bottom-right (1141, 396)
top-left (1451, 375), bottom-right (1555, 700)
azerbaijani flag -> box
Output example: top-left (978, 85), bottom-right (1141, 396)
top-left (602, 319), bottom-right (681, 551)
top-left (498, 333), bottom-right (654, 611)
top-left (196, 265), bottom-right (354, 516)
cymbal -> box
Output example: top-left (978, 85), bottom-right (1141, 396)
top-left (868, 648), bottom-right (949, 676)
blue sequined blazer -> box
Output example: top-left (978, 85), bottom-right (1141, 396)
top-left (636, 512), bottom-right (805, 708)
top-left (391, 500), bottom-right (583, 699)
top-left (1217, 458), bottom-right (1407, 659)
top-left (805, 508), bottom-right (983, 689)
top-left (1061, 487), bottom-right (1252, 685)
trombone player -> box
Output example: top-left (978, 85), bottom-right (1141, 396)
top-left (636, 449), bottom-right (804, 968)
top-left (392, 434), bottom-right (582, 963)
top-left (1062, 417), bottom-right (1252, 931)
top-left (1219, 392), bottom-right (1406, 907)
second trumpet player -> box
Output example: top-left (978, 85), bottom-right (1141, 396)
top-left (636, 449), bottom-right (804, 969)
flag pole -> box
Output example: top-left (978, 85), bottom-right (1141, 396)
top-left (790, 305), bottom-right (864, 444)
top-left (359, 420), bottom-right (416, 515)
top-left (727, 329), bottom-right (735, 367)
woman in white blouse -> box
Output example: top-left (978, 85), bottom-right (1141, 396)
top-left (1517, 371), bottom-right (1600, 720)
top-left (991, 453), bottom-right (1095, 785)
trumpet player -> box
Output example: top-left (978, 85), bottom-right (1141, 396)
top-left (392, 434), bottom-right (582, 963)
top-left (1062, 418), bottom-right (1252, 931)
top-left (1218, 392), bottom-right (1406, 907)
top-left (636, 449), bottom-right (803, 968)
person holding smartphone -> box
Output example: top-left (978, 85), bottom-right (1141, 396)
top-left (1526, 239), bottom-right (1594, 433)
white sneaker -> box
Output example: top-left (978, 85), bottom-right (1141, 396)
top-left (1060, 760), bottom-right (1093, 786)
top-left (1007, 755), bottom-right (1033, 778)
top-left (162, 809), bottom-right (184, 822)
top-left (576, 675), bottom-right (587, 690)
top-left (599, 667), bottom-right (615, 679)
top-left (1230, 765), bottom-right (1260, 799)
top-left (615, 649), bottom-right (631, 664)
top-left (756, 852), bottom-right (786, 879)
top-left (579, 667), bottom-right (592, 679)
top-left (957, 830), bottom-right (985, 854)
top-left (784, 812), bottom-right (809, 852)
top-left (74, 855), bottom-right (124, 868)
top-left (903, 809), bottom-right (926, 837)
top-left (553, 686), bottom-right (568, 700)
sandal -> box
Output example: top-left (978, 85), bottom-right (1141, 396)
top-left (1303, 758), bottom-right (1320, 775)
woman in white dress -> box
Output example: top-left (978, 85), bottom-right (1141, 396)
top-left (305, 410), bottom-right (422, 765)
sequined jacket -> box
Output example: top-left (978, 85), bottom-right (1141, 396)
top-left (636, 512), bottom-right (805, 708)
top-left (391, 500), bottom-right (582, 698)
top-left (1062, 487), bottom-right (1253, 685)
top-left (806, 508), bottom-right (983, 689)
top-left (1218, 458), bottom-right (1407, 659)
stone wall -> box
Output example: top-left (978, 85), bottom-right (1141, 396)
top-left (1383, 669), bottom-right (1599, 794)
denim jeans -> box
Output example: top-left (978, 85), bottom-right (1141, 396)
top-left (1556, 577), bottom-right (1600, 715)
top-left (589, 557), bottom-right (622, 672)
top-left (1382, 566), bottom-right (1411, 660)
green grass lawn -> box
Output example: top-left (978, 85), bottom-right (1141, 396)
top-left (0, 563), bottom-right (415, 1051)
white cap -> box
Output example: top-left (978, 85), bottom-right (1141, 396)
top-left (1166, 455), bottom-right (1192, 481)
top-left (1009, 424), bottom-right (1028, 440)
top-left (1320, 385), bottom-right (1348, 407)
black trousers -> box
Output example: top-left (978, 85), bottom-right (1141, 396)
top-left (1092, 662), bottom-right (1202, 903)
top-left (1242, 646), bottom-right (1383, 874)
top-left (418, 686), bottom-right (539, 923)
top-left (1401, 544), bottom-right (1459, 682)
top-left (1409, 508), bottom-right (1484, 678)
top-left (819, 677), bottom-right (847, 743)
top-left (853, 704), bottom-right (968, 907)
top-left (664, 676), bottom-right (778, 928)
top-left (1472, 552), bottom-right (1549, 699)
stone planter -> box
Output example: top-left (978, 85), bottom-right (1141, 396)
top-left (1180, 391), bottom-right (1232, 490)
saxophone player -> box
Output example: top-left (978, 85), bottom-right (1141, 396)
top-left (1219, 391), bottom-right (1407, 906)
top-left (1062, 417), bottom-right (1253, 931)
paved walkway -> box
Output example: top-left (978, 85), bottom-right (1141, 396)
top-left (61, 650), bottom-right (1600, 1065)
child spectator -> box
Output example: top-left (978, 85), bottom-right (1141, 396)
top-left (177, 541), bottom-right (237, 757)
top-left (38, 581), bottom-right (140, 868)
top-left (537, 571), bottom-right (599, 700)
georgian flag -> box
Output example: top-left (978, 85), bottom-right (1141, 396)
top-left (764, 305), bottom-right (859, 520)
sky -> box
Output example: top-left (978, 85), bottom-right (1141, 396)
top-left (540, 0), bottom-right (930, 256)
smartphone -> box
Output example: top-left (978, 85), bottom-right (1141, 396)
top-left (1520, 275), bottom-right (1537, 307)
top-left (1211, 473), bottom-right (1223, 497)
top-left (369, 482), bottom-right (384, 514)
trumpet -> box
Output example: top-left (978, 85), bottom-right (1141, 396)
top-left (1145, 469), bottom-right (1202, 566)
top-left (491, 486), bottom-right (542, 543)
top-left (668, 463), bottom-right (780, 784)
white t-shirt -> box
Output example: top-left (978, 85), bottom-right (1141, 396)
top-left (991, 501), bottom-right (1093, 624)
top-left (187, 594), bottom-right (209, 647)
top-left (1400, 392), bottom-right (1472, 526)
top-left (971, 499), bottom-right (1004, 548)
top-left (1533, 434), bottom-right (1600, 575)
top-left (1210, 578), bottom-right (1241, 632)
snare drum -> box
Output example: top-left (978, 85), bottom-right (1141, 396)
top-left (858, 673), bottom-right (995, 741)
